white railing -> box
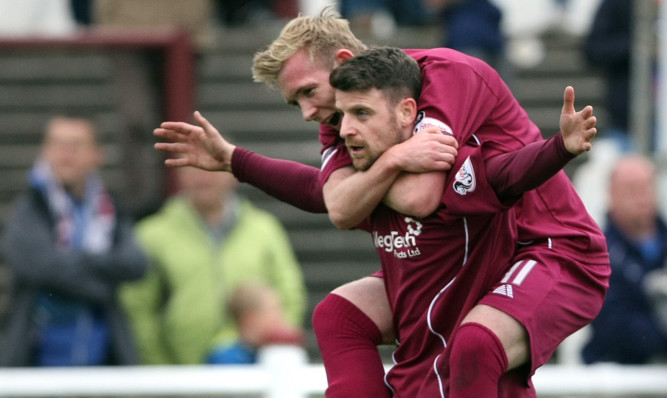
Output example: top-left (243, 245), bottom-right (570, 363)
top-left (0, 346), bottom-right (666, 397)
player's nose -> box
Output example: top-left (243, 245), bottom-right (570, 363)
top-left (339, 117), bottom-right (355, 139)
top-left (301, 103), bottom-right (318, 122)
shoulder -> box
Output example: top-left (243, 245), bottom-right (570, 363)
top-left (658, 217), bottom-right (667, 238)
top-left (404, 48), bottom-right (492, 72)
top-left (406, 48), bottom-right (504, 100)
top-left (6, 189), bottom-right (49, 222)
top-left (238, 200), bottom-right (281, 224)
top-left (319, 123), bottom-right (342, 153)
top-left (136, 197), bottom-right (190, 234)
top-left (603, 219), bottom-right (627, 244)
top-left (2, 191), bottom-right (53, 252)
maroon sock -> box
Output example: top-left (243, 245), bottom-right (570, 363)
top-left (449, 322), bottom-right (508, 398)
top-left (312, 293), bottom-right (390, 398)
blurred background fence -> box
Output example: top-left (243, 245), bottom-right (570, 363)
top-left (1, 346), bottom-right (666, 398)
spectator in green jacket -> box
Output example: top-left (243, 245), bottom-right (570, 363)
top-left (121, 165), bottom-right (306, 364)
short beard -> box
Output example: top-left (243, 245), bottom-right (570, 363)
top-left (355, 117), bottom-right (404, 172)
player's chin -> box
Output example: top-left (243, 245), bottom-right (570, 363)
top-left (353, 159), bottom-right (372, 171)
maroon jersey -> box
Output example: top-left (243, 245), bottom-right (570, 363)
top-left (355, 144), bottom-right (518, 396)
top-left (320, 48), bottom-right (608, 266)
top-left (230, 47), bottom-right (608, 397)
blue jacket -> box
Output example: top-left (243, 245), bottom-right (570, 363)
top-left (442, 0), bottom-right (503, 54)
top-left (582, 215), bottom-right (667, 364)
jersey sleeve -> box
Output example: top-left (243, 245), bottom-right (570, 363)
top-left (407, 48), bottom-right (542, 156)
top-left (319, 123), bottom-right (341, 153)
top-left (318, 123), bottom-right (354, 185)
top-left (319, 143), bottom-right (353, 185)
top-left (443, 133), bottom-right (575, 215)
top-left (442, 142), bottom-right (510, 215)
top-left (231, 147), bottom-right (327, 213)
top-left (485, 132), bottom-right (575, 200)
top-left (407, 48), bottom-right (499, 145)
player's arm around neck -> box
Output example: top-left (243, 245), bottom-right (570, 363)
top-left (323, 162), bottom-right (445, 230)
top-left (379, 129), bottom-right (455, 216)
top-left (323, 152), bottom-right (403, 230)
top-left (383, 170), bottom-right (446, 217)
top-left (323, 133), bottom-right (452, 229)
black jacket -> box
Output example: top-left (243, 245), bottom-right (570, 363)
top-left (585, 0), bottom-right (632, 132)
top-left (583, 215), bottom-right (667, 364)
top-left (0, 187), bottom-right (148, 366)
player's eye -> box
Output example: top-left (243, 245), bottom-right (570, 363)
top-left (356, 109), bottom-right (369, 118)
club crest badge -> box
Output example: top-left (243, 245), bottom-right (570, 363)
top-left (453, 156), bottom-right (476, 195)
top-left (404, 217), bottom-right (423, 236)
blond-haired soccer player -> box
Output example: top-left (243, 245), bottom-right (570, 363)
top-left (155, 8), bottom-right (608, 397)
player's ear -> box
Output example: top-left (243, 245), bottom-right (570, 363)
top-left (334, 49), bottom-right (355, 66)
top-left (397, 98), bottom-right (417, 127)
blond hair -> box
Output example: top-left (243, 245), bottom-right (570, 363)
top-left (252, 5), bottom-right (367, 89)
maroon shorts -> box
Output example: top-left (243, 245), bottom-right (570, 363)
top-left (416, 246), bottom-right (609, 397)
top-left (479, 247), bottom-right (610, 376)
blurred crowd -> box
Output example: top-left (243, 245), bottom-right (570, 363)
top-left (0, 113), bottom-right (307, 366)
top-left (0, 0), bottom-right (665, 372)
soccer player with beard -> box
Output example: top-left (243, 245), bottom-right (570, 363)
top-left (324, 45), bottom-right (594, 397)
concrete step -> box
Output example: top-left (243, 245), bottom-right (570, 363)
top-left (0, 83), bottom-right (114, 111)
top-left (0, 50), bottom-right (111, 82)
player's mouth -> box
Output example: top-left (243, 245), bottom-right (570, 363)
top-left (346, 143), bottom-right (365, 157)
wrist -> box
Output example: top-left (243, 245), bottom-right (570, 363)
top-left (223, 144), bottom-right (236, 172)
top-left (557, 132), bottom-right (578, 158)
top-left (381, 144), bottom-right (405, 172)
top-left (230, 145), bottom-right (248, 176)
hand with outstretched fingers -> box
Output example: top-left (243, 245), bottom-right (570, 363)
top-left (560, 86), bottom-right (598, 155)
top-left (154, 111), bottom-right (236, 172)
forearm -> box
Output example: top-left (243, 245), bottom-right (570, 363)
top-left (383, 171), bottom-right (446, 217)
top-left (3, 207), bottom-right (113, 302)
top-left (89, 220), bottom-right (148, 283)
top-left (324, 154), bottom-right (402, 230)
top-left (486, 132), bottom-right (574, 200)
top-left (232, 147), bottom-right (327, 213)
top-left (12, 251), bottom-right (113, 302)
